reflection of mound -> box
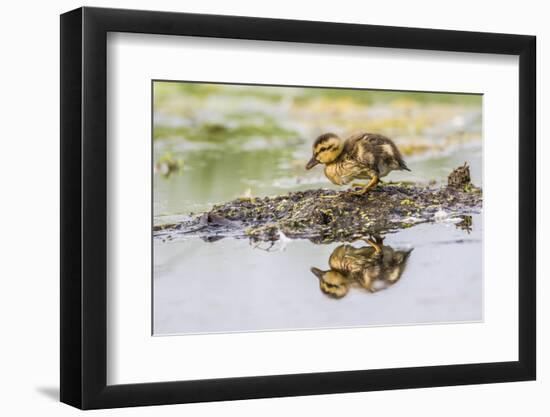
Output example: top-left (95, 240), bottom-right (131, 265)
top-left (310, 237), bottom-right (413, 299)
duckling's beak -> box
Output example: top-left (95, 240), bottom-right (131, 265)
top-left (306, 156), bottom-right (319, 170)
top-left (310, 267), bottom-right (324, 279)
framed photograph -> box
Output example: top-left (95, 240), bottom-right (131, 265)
top-left (60, 6), bottom-right (536, 409)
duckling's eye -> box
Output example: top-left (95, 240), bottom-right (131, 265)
top-left (318, 146), bottom-right (327, 153)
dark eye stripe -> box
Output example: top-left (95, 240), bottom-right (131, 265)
top-left (316, 145), bottom-right (336, 155)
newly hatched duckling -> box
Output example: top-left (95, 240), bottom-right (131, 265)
top-left (310, 237), bottom-right (412, 298)
top-left (305, 132), bottom-right (410, 195)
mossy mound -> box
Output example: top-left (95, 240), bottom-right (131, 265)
top-left (155, 165), bottom-right (482, 244)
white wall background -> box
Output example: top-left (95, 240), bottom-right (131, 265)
top-left (0, 0), bottom-right (545, 415)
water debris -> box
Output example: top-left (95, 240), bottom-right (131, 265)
top-left (155, 165), bottom-right (482, 244)
top-left (447, 162), bottom-right (472, 190)
top-left (238, 188), bottom-right (255, 202)
top-left (455, 215), bottom-right (473, 233)
top-left (154, 153), bottom-right (184, 177)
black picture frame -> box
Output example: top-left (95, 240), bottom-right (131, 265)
top-left (60, 6), bottom-right (536, 410)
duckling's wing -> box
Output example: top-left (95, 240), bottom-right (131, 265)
top-left (343, 133), bottom-right (378, 170)
top-left (343, 133), bottom-right (370, 154)
top-left (370, 134), bottom-right (410, 172)
top-left (348, 133), bottom-right (410, 172)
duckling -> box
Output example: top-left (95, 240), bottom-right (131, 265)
top-left (310, 237), bottom-right (413, 298)
top-left (305, 132), bottom-right (410, 195)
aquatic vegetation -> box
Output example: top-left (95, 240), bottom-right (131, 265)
top-left (293, 88), bottom-right (482, 107)
top-left (153, 120), bottom-right (299, 142)
top-left (155, 165), bottom-right (482, 244)
top-left (447, 162), bottom-right (473, 189)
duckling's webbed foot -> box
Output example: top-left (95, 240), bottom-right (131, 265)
top-left (350, 187), bottom-right (368, 196)
top-left (349, 175), bottom-right (379, 196)
top-left (349, 182), bottom-right (367, 195)
top-left (365, 238), bottom-right (382, 255)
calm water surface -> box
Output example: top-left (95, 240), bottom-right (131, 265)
top-left (154, 214), bottom-right (482, 334)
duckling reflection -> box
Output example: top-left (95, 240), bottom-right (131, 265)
top-left (310, 237), bottom-right (413, 298)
